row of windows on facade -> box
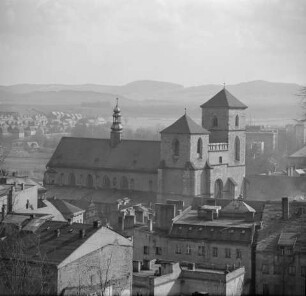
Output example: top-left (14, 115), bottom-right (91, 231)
top-left (172, 136), bottom-right (241, 161)
top-left (211, 114), bottom-right (240, 128)
top-left (56, 173), bottom-right (154, 191)
top-left (144, 245), bottom-right (242, 259)
top-left (262, 264), bottom-right (306, 276)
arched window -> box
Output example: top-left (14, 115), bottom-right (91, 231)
top-left (130, 178), bottom-right (135, 190)
top-left (235, 115), bottom-right (239, 127)
top-left (68, 173), bottom-right (75, 186)
top-left (103, 175), bottom-right (110, 188)
top-left (86, 174), bottom-right (94, 188)
top-left (214, 179), bottom-right (223, 199)
top-left (172, 139), bottom-right (180, 157)
top-left (59, 173), bottom-right (65, 186)
top-left (113, 177), bottom-right (117, 187)
top-left (197, 138), bottom-right (203, 158)
top-left (212, 116), bottom-right (218, 127)
top-left (235, 136), bottom-right (240, 161)
top-left (120, 176), bottom-right (129, 190)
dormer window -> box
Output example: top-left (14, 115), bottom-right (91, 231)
top-left (212, 116), bottom-right (218, 128)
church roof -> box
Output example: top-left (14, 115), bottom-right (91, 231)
top-left (160, 114), bottom-right (209, 134)
top-left (47, 137), bottom-right (160, 172)
top-left (200, 89), bottom-right (247, 109)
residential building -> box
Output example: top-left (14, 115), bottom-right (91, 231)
top-left (256, 197), bottom-right (306, 296)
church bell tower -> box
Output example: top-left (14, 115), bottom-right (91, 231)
top-left (110, 98), bottom-right (122, 147)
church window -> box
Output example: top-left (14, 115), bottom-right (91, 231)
top-left (120, 176), bottom-right (129, 190)
top-left (235, 115), bottom-right (239, 127)
top-left (86, 174), bottom-right (94, 188)
top-left (113, 177), bottom-right (117, 187)
top-left (212, 116), bottom-right (218, 127)
top-left (59, 173), bottom-right (65, 186)
top-left (219, 156), bottom-right (222, 164)
top-left (214, 179), bottom-right (223, 199)
top-left (130, 178), bottom-right (135, 190)
top-left (197, 138), bottom-right (203, 158)
top-left (68, 173), bottom-right (75, 186)
top-left (103, 175), bottom-right (110, 188)
top-left (172, 139), bottom-right (180, 157)
top-left (235, 136), bottom-right (240, 161)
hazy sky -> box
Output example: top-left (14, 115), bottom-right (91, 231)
top-left (0, 0), bottom-right (305, 86)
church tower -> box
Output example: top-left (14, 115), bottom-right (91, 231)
top-left (110, 98), bottom-right (122, 147)
top-left (158, 113), bottom-right (210, 202)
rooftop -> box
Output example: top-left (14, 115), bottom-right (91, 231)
top-left (47, 137), bottom-right (160, 172)
top-left (289, 145), bottom-right (306, 158)
top-left (200, 89), bottom-right (247, 109)
top-left (47, 198), bottom-right (84, 219)
top-left (160, 114), bottom-right (209, 135)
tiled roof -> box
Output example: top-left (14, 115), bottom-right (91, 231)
top-left (200, 89), bottom-right (247, 109)
top-left (47, 137), bottom-right (160, 172)
top-left (289, 145), bottom-right (306, 158)
top-left (47, 198), bottom-right (84, 219)
top-left (160, 114), bottom-right (209, 134)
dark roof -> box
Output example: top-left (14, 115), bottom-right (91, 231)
top-left (47, 198), bottom-right (84, 219)
top-left (47, 137), bottom-right (160, 172)
top-left (160, 114), bottom-right (209, 134)
top-left (200, 89), bottom-right (247, 109)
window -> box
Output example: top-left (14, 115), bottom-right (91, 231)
top-left (225, 248), bottom-right (231, 258)
top-left (156, 247), bottom-right (162, 255)
top-left (103, 175), bottom-right (110, 188)
top-left (263, 284), bottom-right (269, 296)
top-left (197, 138), bottom-right (203, 158)
top-left (149, 180), bottom-right (153, 191)
top-left (212, 247), bottom-right (218, 257)
top-left (262, 264), bottom-right (269, 274)
top-left (120, 176), bottom-right (129, 190)
top-left (143, 246), bottom-right (149, 255)
top-left (186, 244), bottom-right (191, 255)
top-left (288, 266), bottom-right (296, 275)
top-left (198, 246), bottom-right (205, 256)
top-left (301, 266), bottom-right (306, 277)
top-left (219, 156), bottom-right (222, 164)
top-left (236, 249), bottom-right (242, 259)
top-left (235, 115), bottom-right (239, 127)
top-left (113, 177), bottom-right (117, 187)
top-left (173, 139), bottom-right (180, 157)
top-left (175, 244), bottom-right (182, 254)
top-left (273, 265), bottom-right (281, 275)
top-left (130, 178), bottom-right (135, 190)
top-left (212, 116), bottom-right (218, 127)
top-left (285, 248), bottom-right (293, 255)
top-left (59, 173), bottom-right (65, 186)
top-left (86, 174), bottom-right (93, 188)
top-left (235, 136), bottom-right (240, 161)
top-left (68, 173), bottom-right (76, 186)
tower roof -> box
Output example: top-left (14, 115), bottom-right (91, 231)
top-left (160, 114), bottom-right (209, 134)
top-left (200, 88), bottom-right (247, 109)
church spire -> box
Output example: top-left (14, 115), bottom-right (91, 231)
top-left (110, 98), bottom-right (123, 147)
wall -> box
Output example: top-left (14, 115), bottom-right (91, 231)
top-left (12, 186), bottom-right (38, 212)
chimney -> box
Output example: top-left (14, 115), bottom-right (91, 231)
top-left (79, 229), bottom-right (86, 238)
top-left (148, 219), bottom-right (153, 232)
top-left (55, 229), bottom-right (60, 238)
top-left (93, 220), bottom-right (101, 228)
top-left (282, 197), bottom-right (289, 220)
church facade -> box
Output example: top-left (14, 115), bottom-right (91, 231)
top-left (44, 88), bottom-right (247, 204)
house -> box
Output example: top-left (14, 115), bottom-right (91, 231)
top-left (0, 220), bottom-right (133, 295)
top-left (133, 197), bottom-right (265, 294)
top-left (133, 260), bottom-right (245, 296)
top-left (256, 197), bottom-right (306, 296)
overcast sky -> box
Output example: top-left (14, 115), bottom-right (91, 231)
top-left (0, 0), bottom-right (305, 86)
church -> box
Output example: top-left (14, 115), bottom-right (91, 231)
top-left (44, 88), bottom-right (247, 204)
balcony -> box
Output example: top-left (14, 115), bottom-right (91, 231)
top-left (208, 143), bottom-right (228, 151)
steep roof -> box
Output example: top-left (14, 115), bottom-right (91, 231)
top-left (160, 114), bottom-right (209, 134)
top-left (289, 145), bottom-right (306, 158)
top-left (47, 198), bottom-right (84, 219)
top-left (47, 137), bottom-right (160, 172)
top-left (200, 89), bottom-right (247, 109)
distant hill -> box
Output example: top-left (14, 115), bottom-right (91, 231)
top-left (0, 80), bottom-right (303, 124)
